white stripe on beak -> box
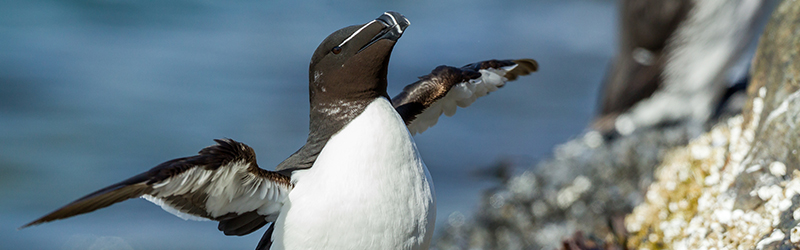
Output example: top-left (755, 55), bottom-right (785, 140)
top-left (338, 20), bottom-right (377, 48)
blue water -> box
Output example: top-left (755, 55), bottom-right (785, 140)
top-left (0, 0), bottom-right (615, 249)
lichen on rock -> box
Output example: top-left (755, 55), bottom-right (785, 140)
top-left (626, 1), bottom-right (800, 249)
top-left (432, 1), bottom-right (800, 249)
top-left (624, 116), bottom-right (799, 249)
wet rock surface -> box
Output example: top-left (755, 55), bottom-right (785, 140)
top-left (433, 1), bottom-right (800, 249)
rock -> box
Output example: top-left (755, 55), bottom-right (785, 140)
top-left (432, 1), bottom-right (793, 250)
top-left (626, 1), bottom-right (800, 249)
top-left (433, 120), bottom-right (696, 250)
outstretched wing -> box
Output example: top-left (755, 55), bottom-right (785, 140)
top-left (20, 138), bottom-right (292, 236)
top-left (392, 59), bottom-right (538, 134)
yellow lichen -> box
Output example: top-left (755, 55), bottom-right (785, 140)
top-left (626, 114), bottom-right (800, 249)
top-left (626, 117), bottom-right (737, 249)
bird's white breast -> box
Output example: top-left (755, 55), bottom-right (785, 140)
top-left (271, 97), bottom-right (436, 250)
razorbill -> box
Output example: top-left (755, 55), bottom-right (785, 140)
top-left (594, 0), bottom-right (773, 136)
top-left (20, 11), bottom-right (537, 250)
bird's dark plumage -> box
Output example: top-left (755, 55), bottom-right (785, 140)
top-left (21, 138), bottom-right (292, 231)
top-left (22, 11), bottom-right (538, 250)
top-left (392, 59), bottom-right (538, 134)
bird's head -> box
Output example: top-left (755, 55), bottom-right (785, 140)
top-left (308, 11), bottom-right (410, 103)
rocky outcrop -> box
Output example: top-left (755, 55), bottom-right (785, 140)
top-left (627, 1), bottom-right (800, 249)
top-left (433, 124), bottom-right (694, 250)
top-left (433, 0), bottom-right (800, 249)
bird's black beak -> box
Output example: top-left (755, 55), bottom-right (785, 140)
top-left (359, 11), bottom-right (410, 53)
top-left (375, 11), bottom-right (410, 41)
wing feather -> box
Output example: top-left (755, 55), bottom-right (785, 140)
top-left (20, 139), bottom-right (292, 237)
top-left (392, 59), bottom-right (538, 134)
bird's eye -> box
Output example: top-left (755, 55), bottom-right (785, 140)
top-left (331, 46), bottom-right (342, 54)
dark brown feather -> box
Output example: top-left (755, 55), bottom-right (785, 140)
top-left (594, 0), bottom-right (692, 132)
top-left (20, 181), bottom-right (151, 229)
top-left (20, 138), bottom-right (290, 236)
top-left (256, 223), bottom-right (276, 250)
top-left (391, 59), bottom-right (538, 125)
top-left (506, 59), bottom-right (539, 81)
top-left (392, 65), bottom-right (478, 124)
top-left (217, 210), bottom-right (268, 236)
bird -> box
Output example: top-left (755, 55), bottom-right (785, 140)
top-left (20, 11), bottom-right (538, 250)
top-left (593, 0), bottom-right (774, 136)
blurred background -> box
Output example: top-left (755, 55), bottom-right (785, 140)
top-left (0, 0), bottom-right (616, 249)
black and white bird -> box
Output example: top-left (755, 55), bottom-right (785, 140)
top-left (20, 12), bottom-right (537, 250)
top-left (594, 0), bottom-right (773, 136)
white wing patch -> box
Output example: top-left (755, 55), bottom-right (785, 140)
top-left (142, 194), bottom-right (210, 221)
top-left (408, 65), bottom-right (518, 135)
top-left (143, 160), bottom-right (291, 220)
